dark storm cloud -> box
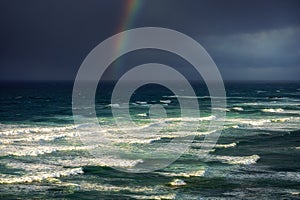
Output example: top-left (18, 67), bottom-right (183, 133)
top-left (0, 0), bottom-right (122, 80)
top-left (199, 26), bottom-right (300, 80)
top-left (0, 0), bottom-right (299, 81)
top-left (139, 0), bottom-right (300, 36)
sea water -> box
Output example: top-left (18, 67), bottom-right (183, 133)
top-left (0, 81), bottom-right (299, 199)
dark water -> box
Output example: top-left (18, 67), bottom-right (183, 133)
top-left (0, 81), bottom-right (299, 199)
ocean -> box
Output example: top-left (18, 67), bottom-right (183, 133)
top-left (0, 81), bottom-right (299, 199)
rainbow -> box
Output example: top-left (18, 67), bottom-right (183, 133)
top-left (117, 0), bottom-right (143, 33)
top-left (113, 0), bottom-right (144, 77)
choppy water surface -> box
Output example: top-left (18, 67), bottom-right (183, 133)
top-left (0, 82), bottom-right (299, 199)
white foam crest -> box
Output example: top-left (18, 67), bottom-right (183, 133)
top-left (163, 95), bottom-right (197, 99)
top-left (0, 161), bottom-right (83, 184)
top-left (241, 101), bottom-right (300, 106)
top-left (136, 101), bottom-right (148, 105)
top-left (159, 100), bottom-right (171, 104)
top-left (226, 118), bottom-right (270, 126)
top-left (0, 145), bottom-right (97, 157)
top-left (78, 181), bottom-right (154, 193)
top-left (0, 168), bottom-right (83, 184)
top-left (0, 125), bottom-right (75, 136)
top-left (59, 115), bottom-right (215, 139)
top-left (129, 194), bottom-right (176, 200)
top-left (107, 103), bottom-right (120, 108)
top-left (262, 108), bottom-right (285, 113)
top-left (91, 116), bottom-right (217, 144)
top-left (212, 107), bottom-right (230, 112)
top-left (227, 117), bottom-right (300, 131)
top-left (169, 179), bottom-right (186, 186)
top-left (46, 157), bottom-right (144, 168)
top-left (190, 141), bottom-right (237, 149)
top-left (0, 131), bottom-right (80, 144)
top-left (215, 142), bottom-right (237, 148)
top-left (204, 154), bottom-right (260, 165)
top-left (232, 107), bottom-right (244, 111)
top-left (187, 147), bottom-right (216, 155)
top-left (157, 169), bottom-right (205, 178)
top-left (163, 95), bottom-right (227, 99)
top-left (136, 113), bottom-right (147, 117)
top-left (106, 129), bottom-right (215, 145)
top-left (162, 115), bottom-right (216, 122)
top-left (78, 182), bottom-right (176, 199)
top-left (223, 171), bottom-right (300, 182)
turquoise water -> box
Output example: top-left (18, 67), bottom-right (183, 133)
top-left (0, 82), bottom-right (299, 199)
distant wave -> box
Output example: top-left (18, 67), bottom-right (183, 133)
top-left (212, 107), bottom-right (230, 112)
top-left (107, 103), bottom-right (120, 108)
top-left (0, 145), bottom-right (96, 157)
top-left (262, 108), bottom-right (284, 113)
top-left (0, 161), bottom-right (83, 184)
top-left (262, 108), bottom-right (300, 114)
top-left (0, 167), bottom-right (83, 184)
top-left (226, 117), bottom-right (300, 132)
top-left (169, 179), bottom-right (186, 186)
top-left (129, 193), bottom-right (176, 200)
top-left (157, 170), bottom-right (205, 178)
top-left (77, 181), bottom-right (155, 193)
top-left (162, 95), bottom-right (227, 99)
top-left (204, 154), bottom-right (260, 165)
top-left (156, 166), bottom-right (206, 178)
top-left (190, 142), bottom-right (237, 149)
top-left (159, 100), bottom-right (171, 104)
top-left (256, 90), bottom-right (267, 93)
top-left (232, 107), bottom-right (244, 111)
top-left (0, 125), bottom-right (75, 136)
top-left (45, 157), bottom-right (144, 168)
top-left (240, 101), bottom-right (300, 106)
top-left (215, 142), bottom-right (237, 148)
top-left (136, 101), bottom-right (148, 105)
top-left (222, 170), bottom-right (300, 183)
top-left (136, 113), bottom-right (147, 117)
top-left (0, 132), bottom-right (79, 145)
top-left (78, 182), bottom-right (175, 200)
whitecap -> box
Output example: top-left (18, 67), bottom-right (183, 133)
top-left (215, 142), bottom-right (237, 148)
top-left (136, 101), bottom-right (148, 105)
top-left (157, 169), bottom-right (205, 178)
top-left (223, 170), bottom-right (300, 182)
top-left (160, 100), bottom-right (171, 104)
top-left (204, 154), bottom-right (260, 165)
top-left (224, 117), bottom-right (300, 132)
top-left (232, 107), bottom-right (244, 111)
top-left (46, 157), bottom-right (144, 168)
top-left (107, 103), bottom-right (120, 108)
top-left (212, 107), bottom-right (230, 112)
top-left (129, 194), bottom-right (176, 200)
top-left (78, 181), bottom-right (154, 193)
top-left (169, 179), bottom-right (186, 186)
top-left (0, 161), bottom-right (83, 184)
top-left (262, 108), bottom-right (284, 113)
top-left (0, 125), bottom-right (75, 136)
top-left (0, 132), bottom-right (80, 145)
top-left (137, 113), bottom-right (148, 117)
top-left (0, 167), bottom-right (83, 184)
top-left (0, 145), bottom-right (97, 157)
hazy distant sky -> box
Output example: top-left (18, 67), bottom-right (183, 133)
top-left (0, 0), bottom-right (299, 81)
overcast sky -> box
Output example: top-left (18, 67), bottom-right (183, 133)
top-left (0, 0), bottom-right (299, 81)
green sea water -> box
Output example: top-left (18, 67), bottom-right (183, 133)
top-left (0, 81), bottom-right (299, 199)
